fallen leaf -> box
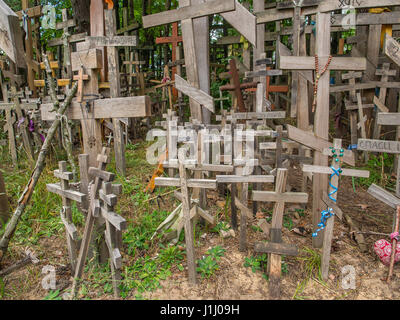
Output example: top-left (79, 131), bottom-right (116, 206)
top-left (216, 201), bottom-right (226, 209)
top-left (256, 211), bottom-right (265, 219)
top-left (357, 204), bottom-right (369, 210)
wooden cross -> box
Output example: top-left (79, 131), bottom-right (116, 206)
top-left (71, 148), bottom-right (115, 297)
top-left (252, 168), bottom-right (308, 299)
top-left (256, 0), bottom-right (400, 24)
top-left (155, 148), bottom-right (218, 284)
top-left (220, 59), bottom-right (256, 112)
top-left (99, 181), bottom-right (126, 298)
top-left (301, 139), bottom-right (369, 281)
top-left (73, 67), bottom-right (90, 103)
top-left (372, 63), bottom-right (397, 140)
top-left (216, 173), bottom-right (274, 251)
top-left (156, 22), bottom-right (183, 99)
top-left (0, 80), bottom-right (39, 164)
top-left (287, 124), bottom-right (357, 247)
top-left (46, 161), bottom-right (86, 272)
top-left (279, 13), bottom-right (366, 249)
top-left (18, 0), bottom-right (42, 97)
top-left (86, 8), bottom-right (140, 176)
top-left (9, 86), bottom-right (34, 163)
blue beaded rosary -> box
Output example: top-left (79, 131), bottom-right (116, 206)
top-left (312, 146), bottom-right (344, 237)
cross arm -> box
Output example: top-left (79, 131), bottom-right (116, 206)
top-left (301, 164), bottom-right (370, 178)
top-left (368, 184), bottom-right (400, 210)
top-left (155, 177), bottom-right (217, 189)
top-left (142, 0), bottom-right (235, 28)
top-left (216, 175), bottom-right (275, 184)
top-left (278, 56), bottom-right (366, 71)
top-left (41, 96), bottom-right (151, 121)
top-left (47, 183), bottom-right (86, 203)
top-left (252, 191), bottom-right (309, 203)
top-left (377, 113), bottom-right (400, 126)
top-left (287, 125), bottom-right (355, 166)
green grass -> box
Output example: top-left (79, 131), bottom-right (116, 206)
top-left (356, 153), bottom-right (395, 190)
top-left (293, 247), bottom-right (323, 300)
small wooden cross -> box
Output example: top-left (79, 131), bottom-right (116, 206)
top-left (372, 63), bottom-right (397, 140)
top-left (155, 148), bottom-right (217, 284)
top-left (46, 161), bottom-right (87, 272)
top-left (156, 22), bottom-right (183, 99)
top-left (71, 147), bottom-right (116, 297)
top-left (216, 173), bottom-right (275, 252)
top-left (99, 181), bottom-right (126, 298)
top-left (219, 59), bottom-right (256, 112)
top-left (342, 71), bottom-right (363, 103)
top-left (73, 67), bottom-right (90, 103)
top-left (252, 168), bottom-right (309, 299)
top-left (301, 139), bottom-right (369, 281)
top-left (10, 86), bottom-right (34, 163)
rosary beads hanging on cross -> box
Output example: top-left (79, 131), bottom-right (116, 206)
top-left (313, 146), bottom-right (344, 237)
top-left (312, 54), bottom-right (333, 112)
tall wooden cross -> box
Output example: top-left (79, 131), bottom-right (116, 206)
top-left (252, 168), bottom-right (309, 299)
top-left (301, 139), bottom-right (369, 281)
top-left (87, 8), bottom-right (137, 176)
top-left (279, 13), bottom-right (366, 248)
top-left (46, 161), bottom-right (87, 272)
top-left (18, 0), bottom-right (42, 97)
top-left (156, 22), bottom-right (182, 100)
top-left (287, 124), bottom-right (357, 247)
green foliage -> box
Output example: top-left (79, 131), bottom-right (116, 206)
top-left (357, 154), bottom-right (395, 190)
top-left (43, 290), bottom-right (62, 300)
top-left (196, 246), bottom-right (226, 279)
top-left (244, 254), bottom-right (267, 273)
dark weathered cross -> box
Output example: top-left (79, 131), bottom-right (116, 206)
top-left (99, 181), bottom-right (126, 298)
top-left (47, 161), bottom-right (86, 272)
top-left (252, 168), bottom-right (309, 299)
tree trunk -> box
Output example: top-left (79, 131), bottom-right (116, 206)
top-left (71, 0), bottom-right (90, 33)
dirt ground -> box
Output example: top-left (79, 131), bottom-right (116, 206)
top-left (2, 158), bottom-right (399, 301)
